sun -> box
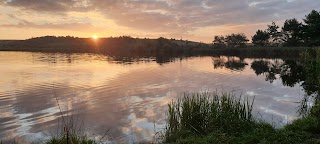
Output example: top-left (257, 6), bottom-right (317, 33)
top-left (92, 35), bottom-right (98, 39)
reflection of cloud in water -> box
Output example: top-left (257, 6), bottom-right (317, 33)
top-left (258, 105), bottom-right (297, 127)
top-left (0, 52), bottom-right (306, 143)
top-left (246, 91), bottom-right (258, 96)
top-left (107, 93), bottom-right (173, 142)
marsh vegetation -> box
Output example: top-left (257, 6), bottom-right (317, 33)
top-left (162, 92), bottom-right (320, 144)
top-left (160, 48), bottom-right (320, 143)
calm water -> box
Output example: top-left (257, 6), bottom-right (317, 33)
top-left (0, 52), bottom-right (305, 143)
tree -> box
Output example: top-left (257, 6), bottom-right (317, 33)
top-left (303, 10), bottom-right (320, 46)
top-left (252, 30), bottom-right (270, 46)
top-left (282, 18), bottom-right (304, 46)
top-left (267, 21), bottom-right (283, 46)
top-left (213, 35), bottom-right (226, 48)
top-left (224, 33), bottom-right (249, 47)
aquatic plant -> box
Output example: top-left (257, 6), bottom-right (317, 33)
top-left (163, 90), bottom-right (320, 143)
top-left (164, 92), bottom-right (255, 142)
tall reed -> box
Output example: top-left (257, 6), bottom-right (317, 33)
top-left (165, 92), bottom-right (255, 142)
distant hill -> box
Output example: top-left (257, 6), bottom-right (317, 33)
top-left (0, 36), bottom-right (310, 59)
top-left (0, 36), bottom-right (210, 55)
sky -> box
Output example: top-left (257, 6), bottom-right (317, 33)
top-left (0, 0), bottom-right (319, 43)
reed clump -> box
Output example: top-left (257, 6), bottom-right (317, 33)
top-left (45, 115), bottom-right (100, 144)
top-left (163, 92), bottom-right (320, 143)
top-left (165, 92), bottom-right (255, 141)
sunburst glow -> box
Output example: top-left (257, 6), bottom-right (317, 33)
top-left (92, 35), bottom-right (98, 39)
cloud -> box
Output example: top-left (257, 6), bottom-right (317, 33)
top-left (1, 13), bottom-right (99, 31)
top-left (2, 21), bottom-right (95, 31)
top-left (1, 19), bottom-right (96, 32)
top-left (1, 0), bottom-right (90, 12)
top-left (1, 0), bottom-right (320, 39)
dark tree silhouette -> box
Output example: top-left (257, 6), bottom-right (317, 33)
top-left (267, 21), bottom-right (283, 46)
top-left (303, 10), bottom-right (320, 46)
top-left (282, 18), bottom-right (304, 46)
top-left (212, 35), bottom-right (226, 48)
top-left (224, 33), bottom-right (249, 47)
top-left (254, 10), bottom-right (320, 47)
top-left (252, 30), bottom-right (270, 46)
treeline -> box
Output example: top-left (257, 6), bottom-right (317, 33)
top-left (0, 35), bottom-right (208, 56)
top-left (213, 33), bottom-right (248, 48)
top-left (0, 35), bottom-right (308, 58)
top-left (213, 10), bottom-right (320, 47)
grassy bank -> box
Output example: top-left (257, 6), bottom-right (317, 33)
top-left (195, 46), bottom-right (311, 58)
top-left (162, 92), bottom-right (320, 144)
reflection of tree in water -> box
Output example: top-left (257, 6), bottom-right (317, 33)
top-left (112, 55), bottom-right (181, 65)
top-left (299, 50), bottom-right (320, 116)
top-left (154, 55), bottom-right (176, 64)
top-left (251, 59), bottom-right (290, 83)
top-left (212, 56), bottom-right (248, 71)
top-left (280, 60), bottom-right (306, 87)
top-left (251, 59), bottom-right (305, 86)
top-left (33, 53), bottom-right (187, 65)
top-left (34, 53), bottom-right (74, 64)
top-left (250, 51), bottom-right (320, 116)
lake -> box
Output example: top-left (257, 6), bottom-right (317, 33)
top-left (0, 52), bottom-right (307, 143)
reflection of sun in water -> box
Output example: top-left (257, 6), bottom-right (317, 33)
top-left (92, 35), bottom-right (98, 39)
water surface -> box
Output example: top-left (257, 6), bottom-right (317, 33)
top-left (0, 52), bottom-right (305, 143)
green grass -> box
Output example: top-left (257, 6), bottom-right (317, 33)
top-left (162, 92), bottom-right (320, 144)
top-left (1, 137), bottom-right (97, 144)
top-left (46, 135), bottom-right (97, 144)
top-left (0, 117), bottom-right (103, 144)
top-left (1, 117), bottom-right (104, 144)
